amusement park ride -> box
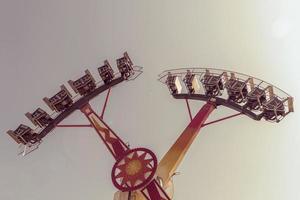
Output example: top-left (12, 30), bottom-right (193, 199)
top-left (6, 52), bottom-right (294, 200)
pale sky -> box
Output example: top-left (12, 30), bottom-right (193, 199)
top-left (0, 0), bottom-right (300, 200)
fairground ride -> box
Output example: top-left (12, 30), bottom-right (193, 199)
top-left (6, 57), bottom-right (294, 200)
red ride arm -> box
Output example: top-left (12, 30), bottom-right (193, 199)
top-left (80, 103), bottom-right (129, 160)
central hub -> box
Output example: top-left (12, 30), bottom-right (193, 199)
top-left (126, 160), bottom-right (142, 175)
top-left (111, 148), bottom-right (158, 192)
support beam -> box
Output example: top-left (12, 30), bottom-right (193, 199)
top-left (185, 98), bottom-right (193, 121)
top-left (55, 112), bottom-right (242, 131)
top-left (202, 113), bottom-right (243, 127)
top-left (56, 88), bottom-right (112, 129)
top-left (56, 124), bottom-right (92, 128)
top-left (101, 87), bottom-right (111, 119)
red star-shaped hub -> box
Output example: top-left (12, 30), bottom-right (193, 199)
top-left (111, 148), bottom-right (158, 191)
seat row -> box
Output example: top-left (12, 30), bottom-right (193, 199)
top-left (165, 69), bottom-right (293, 122)
top-left (7, 52), bottom-right (134, 146)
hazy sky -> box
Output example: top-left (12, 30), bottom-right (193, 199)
top-left (0, 0), bottom-right (299, 200)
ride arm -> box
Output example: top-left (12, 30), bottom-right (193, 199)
top-left (156, 101), bottom-right (216, 187)
top-left (80, 103), bottom-right (129, 160)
